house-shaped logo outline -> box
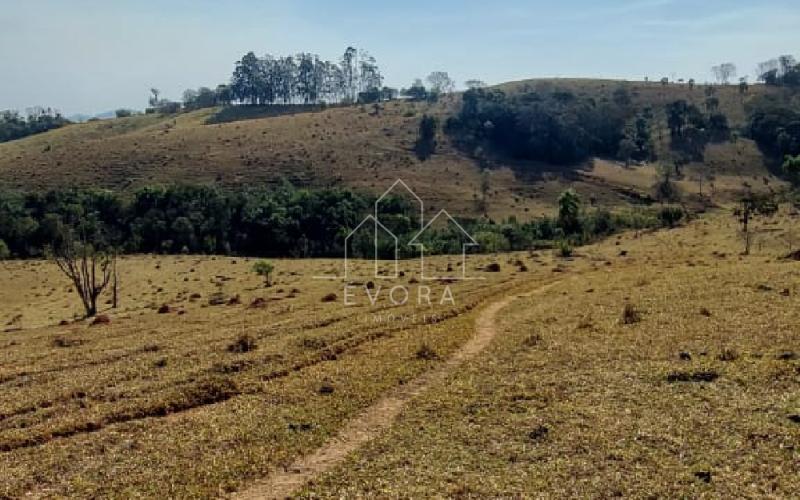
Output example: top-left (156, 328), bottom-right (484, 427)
top-left (342, 214), bottom-right (399, 279)
top-left (408, 209), bottom-right (480, 281)
top-left (314, 179), bottom-right (482, 281)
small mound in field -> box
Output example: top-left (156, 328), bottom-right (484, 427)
top-left (213, 360), bottom-right (253, 374)
top-left (776, 351), bottom-right (797, 361)
top-left (58, 320), bottom-right (70, 326)
top-left (249, 297), bottom-right (267, 309)
top-left (528, 425), bottom-right (549, 441)
top-left (227, 295), bottom-right (242, 305)
top-left (157, 304), bottom-right (172, 314)
top-left (694, 470), bottom-right (712, 483)
top-left (718, 348), bottom-right (738, 362)
top-left (90, 315), bottom-right (111, 326)
top-left (522, 334), bottom-right (542, 347)
top-left (321, 293), bottom-right (338, 302)
top-left (318, 381), bottom-right (335, 394)
top-left (699, 307), bottom-right (712, 317)
top-left (484, 262), bottom-right (501, 272)
top-left (208, 292), bottom-right (226, 306)
top-left (180, 377), bottom-right (240, 408)
top-left (666, 370), bottom-right (719, 383)
top-left (227, 334), bottom-right (257, 353)
top-left (408, 276), bottom-right (419, 284)
top-left (415, 343), bottom-right (439, 360)
top-left (52, 336), bottom-right (84, 348)
top-left (300, 336), bottom-right (327, 350)
top-left (788, 414), bottom-right (800, 424)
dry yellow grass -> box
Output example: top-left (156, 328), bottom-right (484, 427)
top-left (0, 250), bottom-right (542, 497)
top-left (2, 205), bottom-right (798, 497)
top-left (299, 209), bottom-right (800, 498)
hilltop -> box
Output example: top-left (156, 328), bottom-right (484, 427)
top-left (0, 79), bottom-right (788, 220)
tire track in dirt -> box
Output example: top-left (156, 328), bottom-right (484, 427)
top-left (231, 280), bottom-right (561, 500)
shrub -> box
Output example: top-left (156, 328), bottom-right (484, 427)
top-left (557, 239), bottom-right (573, 258)
top-left (784, 155), bottom-right (800, 185)
top-left (658, 206), bottom-right (684, 227)
top-left (252, 260), bottom-right (275, 287)
top-left (653, 176), bottom-right (682, 202)
top-left (0, 239), bottom-right (9, 260)
top-left (115, 109), bottom-right (133, 118)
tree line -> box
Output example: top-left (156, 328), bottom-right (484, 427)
top-left (165, 49), bottom-right (461, 113)
top-left (0, 107), bottom-right (70, 144)
top-left (756, 54), bottom-right (800, 87)
top-left (0, 184), bottom-right (674, 262)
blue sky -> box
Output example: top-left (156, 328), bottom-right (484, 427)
top-left (1, 0), bottom-right (798, 115)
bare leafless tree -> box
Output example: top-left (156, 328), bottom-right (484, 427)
top-left (49, 232), bottom-right (115, 318)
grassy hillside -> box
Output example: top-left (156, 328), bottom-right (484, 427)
top-left (0, 79), bottom-right (788, 220)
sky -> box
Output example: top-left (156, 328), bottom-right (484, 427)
top-left (1, 0), bottom-right (798, 116)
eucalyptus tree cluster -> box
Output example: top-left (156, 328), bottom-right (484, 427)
top-left (229, 46), bottom-right (383, 105)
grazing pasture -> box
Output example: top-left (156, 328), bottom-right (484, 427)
top-left (1, 208), bottom-right (798, 497)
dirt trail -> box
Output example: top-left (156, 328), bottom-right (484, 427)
top-left (232, 282), bottom-right (559, 500)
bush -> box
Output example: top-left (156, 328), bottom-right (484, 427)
top-left (653, 177), bottom-right (682, 203)
top-left (658, 206), bottom-right (684, 227)
top-left (0, 239), bottom-right (9, 259)
top-left (784, 155), bottom-right (800, 185)
top-left (474, 231), bottom-right (510, 253)
top-left (557, 239), bottom-right (573, 258)
top-left (252, 260), bottom-right (275, 287)
top-left (115, 109), bottom-right (133, 118)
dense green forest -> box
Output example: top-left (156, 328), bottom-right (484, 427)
top-left (0, 184), bottom-right (675, 260)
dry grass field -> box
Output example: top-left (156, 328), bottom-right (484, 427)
top-left (1, 204), bottom-right (798, 497)
top-left (300, 209), bottom-right (800, 498)
top-left (0, 251), bottom-right (534, 497)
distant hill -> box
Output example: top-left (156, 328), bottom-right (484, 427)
top-left (0, 79), bottom-right (788, 219)
top-left (67, 110), bottom-right (118, 123)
